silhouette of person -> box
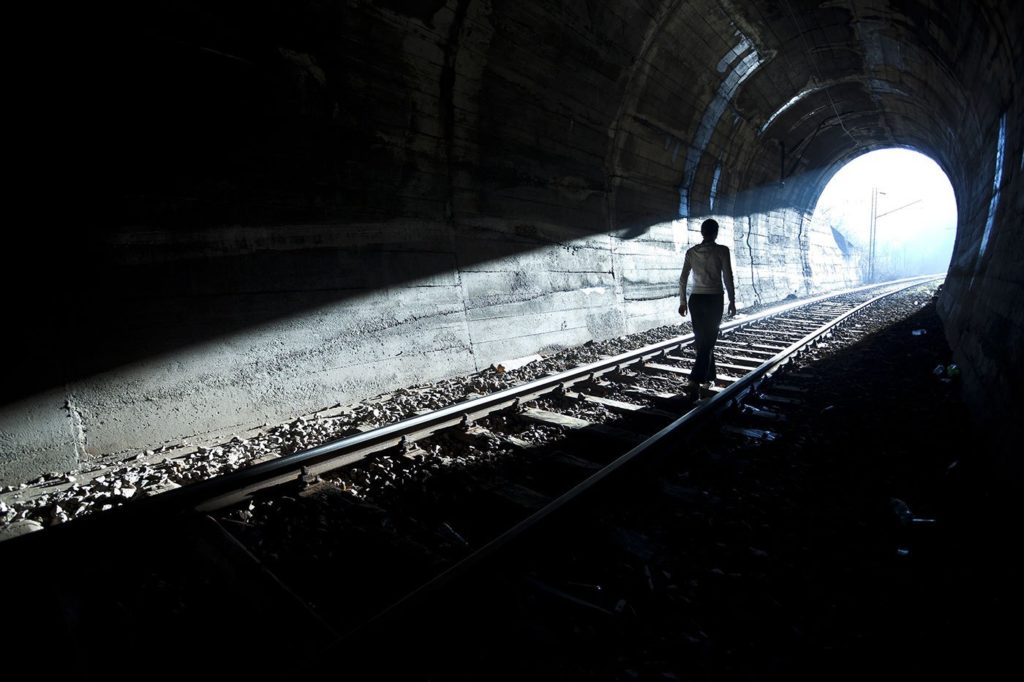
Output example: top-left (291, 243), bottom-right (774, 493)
top-left (678, 218), bottom-right (736, 395)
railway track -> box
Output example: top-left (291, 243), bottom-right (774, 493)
top-left (1, 275), bottom-right (941, 679)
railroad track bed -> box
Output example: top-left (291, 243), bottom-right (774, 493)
top-left (0, 289), bottom-right (826, 535)
top-left (2, 278), bottom-right (943, 680)
top-left (199, 279), bottom-right (941, 638)
top-left (0, 281), bottom-right (918, 536)
top-left (203, 280), bottom-right (933, 626)
top-left (364, 278), bottom-right (965, 681)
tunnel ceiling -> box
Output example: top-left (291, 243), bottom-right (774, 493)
top-left (85, 0), bottom-right (1022, 241)
top-left (607, 0), bottom-right (1020, 226)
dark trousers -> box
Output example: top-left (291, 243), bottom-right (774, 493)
top-left (689, 293), bottom-right (723, 383)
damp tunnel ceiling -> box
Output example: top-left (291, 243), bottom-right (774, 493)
top-left (600, 0), bottom-right (1019, 227)
top-left (96, 0), bottom-right (1021, 234)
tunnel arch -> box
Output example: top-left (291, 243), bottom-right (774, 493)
top-left (806, 143), bottom-right (960, 218)
top-left (809, 146), bottom-right (958, 281)
top-left (535, 0), bottom-right (1021, 474)
top-left (2, 0), bottom-right (1020, 485)
top-left (604, 0), bottom-right (1015, 233)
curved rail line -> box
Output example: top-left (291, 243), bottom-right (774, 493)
top-left (1, 275), bottom-right (940, 554)
top-left (329, 274), bottom-right (943, 644)
top-left (0, 275), bottom-right (944, 682)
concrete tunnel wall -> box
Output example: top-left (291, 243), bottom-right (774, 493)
top-left (1, 0), bottom-right (1021, 484)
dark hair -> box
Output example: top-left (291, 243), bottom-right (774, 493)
top-left (700, 218), bottom-right (719, 239)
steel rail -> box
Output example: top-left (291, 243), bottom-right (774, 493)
top-left (185, 274), bottom-right (937, 512)
top-left (0, 275), bottom-right (939, 554)
top-left (330, 274), bottom-right (942, 645)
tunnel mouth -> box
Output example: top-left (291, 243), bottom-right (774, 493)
top-left (810, 148), bottom-right (958, 283)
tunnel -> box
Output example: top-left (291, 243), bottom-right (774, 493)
top-left (1, 0), bottom-right (1021, 486)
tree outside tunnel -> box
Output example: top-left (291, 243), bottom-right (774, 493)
top-left (811, 149), bottom-right (957, 282)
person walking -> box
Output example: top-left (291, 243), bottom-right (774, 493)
top-left (678, 218), bottom-right (736, 397)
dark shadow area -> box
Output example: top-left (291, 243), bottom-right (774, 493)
top-left (831, 224), bottom-right (852, 255)
top-left (0, 513), bottom-right (334, 679)
top-left (319, 297), bottom-right (1023, 680)
top-left (2, 290), bottom-right (1020, 680)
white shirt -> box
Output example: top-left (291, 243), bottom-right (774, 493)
top-left (680, 241), bottom-right (735, 301)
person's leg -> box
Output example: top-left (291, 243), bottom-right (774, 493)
top-left (689, 294), bottom-right (723, 385)
top-left (703, 294), bottom-right (724, 382)
top-left (689, 294), bottom-right (714, 383)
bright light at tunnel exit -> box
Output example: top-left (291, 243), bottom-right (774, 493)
top-left (812, 148), bottom-right (957, 281)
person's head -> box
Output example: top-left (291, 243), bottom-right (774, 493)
top-left (700, 218), bottom-right (719, 241)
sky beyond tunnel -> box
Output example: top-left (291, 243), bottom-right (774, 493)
top-left (813, 149), bottom-right (958, 279)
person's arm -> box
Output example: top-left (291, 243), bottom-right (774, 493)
top-left (722, 246), bottom-right (736, 316)
top-left (679, 250), bottom-right (691, 317)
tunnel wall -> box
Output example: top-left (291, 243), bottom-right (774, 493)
top-left (0, 212), bottom-right (854, 484)
top-left (938, 88), bottom-right (1024, 479)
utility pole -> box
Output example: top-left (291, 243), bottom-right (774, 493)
top-left (868, 188), bottom-right (922, 282)
top-left (869, 187), bottom-right (878, 281)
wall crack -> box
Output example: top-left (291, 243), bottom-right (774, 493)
top-left (797, 213), bottom-right (813, 292)
top-left (746, 216), bottom-right (762, 304)
top-left (64, 394), bottom-right (88, 463)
